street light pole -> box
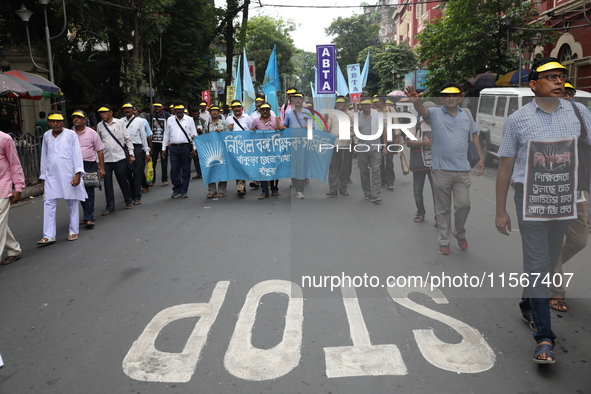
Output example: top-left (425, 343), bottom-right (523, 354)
top-left (41, 1), bottom-right (54, 83)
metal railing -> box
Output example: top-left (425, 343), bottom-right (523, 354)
top-left (9, 132), bottom-right (41, 186)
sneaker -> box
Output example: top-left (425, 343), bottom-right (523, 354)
top-left (438, 245), bottom-right (451, 255)
top-left (296, 192), bottom-right (305, 199)
top-left (171, 192), bottom-right (180, 198)
top-left (370, 196), bottom-right (381, 204)
top-left (181, 194), bottom-right (189, 199)
top-left (387, 185), bottom-right (394, 191)
top-left (458, 238), bottom-right (469, 250)
top-left (249, 181), bottom-right (260, 188)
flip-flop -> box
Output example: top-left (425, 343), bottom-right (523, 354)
top-left (68, 233), bottom-right (78, 241)
top-left (162, 182), bottom-right (169, 186)
top-left (1, 253), bottom-right (22, 265)
top-left (550, 297), bottom-right (568, 312)
top-left (414, 215), bottom-right (424, 223)
top-left (37, 238), bottom-right (56, 246)
top-left (101, 211), bottom-right (114, 216)
top-left (533, 340), bottom-right (555, 364)
top-left (85, 221), bottom-right (95, 229)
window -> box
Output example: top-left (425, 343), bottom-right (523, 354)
top-left (478, 96), bottom-right (495, 115)
top-left (508, 97), bottom-right (519, 116)
top-left (495, 97), bottom-right (507, 117)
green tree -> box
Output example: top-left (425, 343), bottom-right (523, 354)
top-left (244, 15), bottom-right (297, 89)
top-left (417, 0), bottom-right (554, 93)
top-left (290, 51), bottom-right (316, 96)
top-left (325, 10), bottom-right (380, 64)
top-left (358, 43), bottom-right (418, 95)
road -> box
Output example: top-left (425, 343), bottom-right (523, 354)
top-left (1, 158), bottom-right (590, 393)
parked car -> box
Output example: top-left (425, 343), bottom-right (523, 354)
top-left (475, 87), bottom-right (591, 166)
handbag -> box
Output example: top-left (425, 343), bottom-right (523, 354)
top-left (82, 160), bottom-right (100, 188)
top-left (464, 108), bottom-right (480, 168)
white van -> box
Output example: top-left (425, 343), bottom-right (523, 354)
top-left (475, 87), bottom-right (591, 166)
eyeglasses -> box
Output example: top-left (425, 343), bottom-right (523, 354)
top-left (565, 91), bottom-right (576, 97)
top-left (537, 73), bottom-right (568, 82)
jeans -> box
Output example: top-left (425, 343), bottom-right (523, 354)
top-left (413, 170), bottom-right (434, 216)
top-left (80, 186), bottom-right (95, 221)
top-left (514, 191), bottom-right (570, 342)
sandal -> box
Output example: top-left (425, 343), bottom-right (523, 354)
top-left (37, 237), bottom-right (56, 246)
top-left (217, 193), bottom-right (225, 198)
top-left (414, 215), bottom-right (425, 223)
top-left (68, 233), bottom-right (79, 241)
top-left (85, 221), bottom-right (95, 229)
top-left (101, 211), bottom-right (114, 216)
top-left (125, 205), bottom-right (133, 209)
top-left (533, 339), bottom-right (555, 364)
top-left (162, 182), bottom-right (169, 186)
top-left (133, 200), bottom-right (142, 205)
top-left (272, 191), bottom-right (279, 196)
top-left (550, 297), bottom-right (568, 312)
top-left (207, 193), bottom-right (215, 199)
top-left (258, 193), bottom-right (269, 200)
top-left (1, 253), bottom-right (22, 265)
top-left (521, 312), bottom-right (538, 332)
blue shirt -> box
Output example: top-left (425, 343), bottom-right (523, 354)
top-left (428, 106), bottom-right (477, 171)
top-left (283, 108), bottom-right (313, 129)
top-left (498, 98), bottom-right (591, 183)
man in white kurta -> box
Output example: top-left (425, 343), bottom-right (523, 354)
top-left (38, 112), bottom-right (87, 245)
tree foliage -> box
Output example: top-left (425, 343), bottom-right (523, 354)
top-left (417, 0), bottom-right (554, 93)
top-left (244, 15), bottom-right (297, 88)
top-left (358, 43), bottom-right (418, 95)
top-left (325, 11), bottom-right (380, 64)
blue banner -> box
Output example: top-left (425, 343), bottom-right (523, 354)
top-left (194, 129), bottom-right (336, 185)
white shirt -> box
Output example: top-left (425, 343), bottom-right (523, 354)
top-left (120, 116), bottom-right (150, 154)
top-left (163, 114), bottom-right (197, 150)
top-left (96, 118), bottom-right (135, 162)
top-left (227, 113), bottom-right (253, 131)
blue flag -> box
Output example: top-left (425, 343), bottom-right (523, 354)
top-left (262, 45), bottom-right (280, 114)
top-left (234, 55), bottom-right (242, 102)
top-left (336, 62), bottom-right (349, 96)
top-left (360, 50), bottom-right (370, 88)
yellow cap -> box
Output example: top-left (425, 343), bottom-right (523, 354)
top-left (565, 82), bottom-right (575, 90)
top-left (230, 100), bottom-right (242, 107)
top-left (440, 87), bottom-right (461, 94)
top-left (260, 103), bottom-right (271, 109)
top-left (360, 99), bottom-right (372, 105)
top-left (209, 105), bottom-right (220, 111)
top-left (255, 97), bottom-right (264, 102)
top-left (372, 97), bottom-right (380, 103)
top-left (292, 93), bottom-right (304, 98)
top-left (97, 107), bottom-right (111, 112)
top-left (386, 99), bottom-right (393, 104)
top-left (184, 109), bottom-right (189, 114)
top-left (535, 61), bottom-right (567, 73)
top-left (71, 111), bottom-right (86, 118)
top-left (48, 113), bottom-right (64, 120)
top-left (153, 103), bottom-right (162, 107)
top-left (122, 103), bottom-right (133, 108)
top-left (335, 98), bottom-right (347, 103)
top-left (174, 105), bottom-right (185, 110)
top-left (286, 88), bottom-right (297, 94)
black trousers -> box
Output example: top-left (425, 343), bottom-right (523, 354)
top-left (151, 142), bottom-right (168, 183)
top-left (104, 159), bottom-right (132, 211)
top-left (129, 144), bottom-right (145, 201)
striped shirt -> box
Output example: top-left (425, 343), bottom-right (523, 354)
top-left (499, 98), bottom-right (591, 183)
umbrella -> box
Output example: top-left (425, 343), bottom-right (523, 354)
top-left (0, 74), bottom-right (43, 99)
top-left (4, 70), bottom-right (61, 98)
top-left (468, 72), bottom-right (496, 89)
top-left (495, 69), bottom-right (529, 86)
top-left (387, 90), bottom-right (407, 97)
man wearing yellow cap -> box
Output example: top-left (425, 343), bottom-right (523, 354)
top-left (37, 111), bottom-right (87, 245)
top-left (406, 82), bottom-right (484, 255)
top-left (251, 96), bottom-right (276, 121)
top-left (198, 101), bottom-right (211, 122)
top-left (356, 98), bottom-right (383, 203)
top-left (325, 96), bottom-right (353, 197)
top-left (202, 105), bottom-right (229, 198)
top-left (280, 87), bottom-right (297, 124)
top-left (496, 58), bottom-right (591, 364)
top-left (163, 103), bottom-right (198, 198)
top-left (96, 105), bottom-right (135, 214)
top-left (227, 100), bottom-right (253, 196)
top-left (72, 110), bottom-right (105, 229)
top-left (121, 103), bottom-right (150, 205)
top-left (149, 102), bottom-right (170, 187)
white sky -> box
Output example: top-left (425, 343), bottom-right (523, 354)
top-left (217, 0), bottom-right (370, 53)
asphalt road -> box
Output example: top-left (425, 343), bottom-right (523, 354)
top-left (1, 157), bottom-right (590, 394)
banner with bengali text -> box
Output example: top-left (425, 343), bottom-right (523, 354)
top-left (194, 129), bottom-right (336, 185)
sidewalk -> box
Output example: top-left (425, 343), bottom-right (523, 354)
top-left (20, 183), bottom-right (44, 201)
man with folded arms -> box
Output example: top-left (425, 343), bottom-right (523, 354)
top-left (227, 100), bottom-right (253, 197)
top-left (121, 103), bottom-right (150, 205)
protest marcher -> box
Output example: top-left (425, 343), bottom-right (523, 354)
top-left (406, 101), bottom-right (436, 223)
top-left (227, 100), bottom-right (253, 197)
top-left (356, 98), bottom-right (383, 203)
top-left (149, 102), bottom-right (170, 186)
top-left (198, 101), bottom-right (211, 122)
top-left (373, 96), bottom-right (399, 191)
top-left (280, 87), bottom-right (297, 123)
top-left (37, 111), bottom-right (87, 245)
top-left (0, 130), bottom-right (25, 264)
top-left (325, 96), bottom-right (353, 197)
top-left (250, 96), bottom-right (277, 121)
top-left (72, 110), bottom-right (105, 229)
top-left (121, 103), bottom-right (150, 205)
top-left (130, 106), bottom-right (153, 193)
top-left (548, 80), bottom-right (591, 312)
top-left (163, 103), bottom-right (197, 198)
top-left (405, 83), bottom-right (484, 255)
top-left (252, 102), bottom-right (282, 199)
top-left (203, 105), bottom-right (229, 198)
top-left (192, 108), bottom-right (204, 180)
top-left (96, 105), bottom-right (135, 215)
top-left (495, 58), bottom-right (591, 364)
top-left (283, 93), bottom-right (313, 199)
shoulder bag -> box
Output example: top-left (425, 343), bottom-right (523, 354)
top-left (103, 121), bottom-right (133, 171)
top-left (463, 108), bottom-right (480, 168)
